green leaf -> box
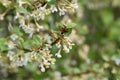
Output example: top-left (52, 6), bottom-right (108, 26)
top-left (14, 27), bottom-right (23, 36)
top-left (51, 45), bottom-right (59, 55)
top-left (0, 38), bottom-right (8, 51)
top-left (16, 6), bottom-right (28, 14)
top-left (0, 38), bottom-right (5, 44)
top-left (101, 10), bottom-right (114, 27)
top-left (23, 40), bottom-right (33, 49)
top-left (17, 38), bottom-right (24, 47)
top-left (92, 64), bottom-right (100, 72)
top-left (73, 67), bottom-right (80, 74)
top-left (48, 0), bottom-right (56, 5)
top-left (0, 44), bottom-right (8, 51)
top-left (25, 63), bottom-right (37, 72)
top-left (102, 54), bottom-right (109, 61)
top-left (66, 23), bottom-right (76, 28)
top-left (80, 62), bottom-right (88, 72)
top-left (32, 35), bottom-right (42, 48)
top-left (109, 27), bottom-right (120, 40)
top-left (0, 2), bottom-right (6, 10)
top-left (33, 36), bottom-right (42, 45)
top-left (64, 28), bottom-right (72, 36)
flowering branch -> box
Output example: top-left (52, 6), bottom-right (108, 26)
top-left (0, 0), bottom-right (77, 72)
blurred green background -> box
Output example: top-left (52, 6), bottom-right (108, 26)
top-left (0, 0), bottom-right (120, 80)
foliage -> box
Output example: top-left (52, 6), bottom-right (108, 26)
top-left (0, 0), bottom-right (120, 80)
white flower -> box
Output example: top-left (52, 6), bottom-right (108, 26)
top-left (50, 5), bottom-right (58, 13)
top-left (62, 37), bottom-right (74, 53)
top-left (8, 23), bottom-right (13, 32)
top-left (56, 42), bottom-right (61, 48)
top-left (58, 5), bottom-right (67, 16)
top-left (63, 44), bottom-right (69, 53)
top-left (45, 9), bottom-right (51, 15)
top-left (15, 59), bottom-right (24, 66)
top-left (59, 8), bottom-right (66, 16)
top-left (55, 49), bottom-right (62, 58)
top-left (42, 57), bottom-right (48, 63)
top-left (25, 14), bottom-right (30, 20)
top-left (73, 3), bottom-right (78, 9)
top-left (21, 25), bottom-right (35, 34)
top-left (47, 0), bottom-right (51, 2)
top-left (14, 12), bottom-right (20, 20)
top-left (0, 0), bottom-right (11, 7)
top-left (38, 14), bottom-right (45, 20)
top-left (66, 3), bottom-right (78, 10)
top-left (10, 34), bottom-right (18, 41)
top-left (40, 64), bottom-right (45, 72)
top-left (42, 57), bottom-right (51, 68)
top-left (7, 41), bottom-right (16, 50)
top-left (35, 20), bottom-right (44, 31)
top-left (28, 32), bottom-right (34, 39)
top-left (0, 14), bottom-right (4, 20)
top-left (19, 18), bottom-right (25, 27)
top-left (39, 6), bottom-right (46, 12)
top-left (115, 59), bottom-right (120, 66)
top-left (7, 51), bottom-right (15, 61)
top-left (13, 54), bottom-right (29, 66)
top-left (23, 54), bottom-right (29, 66)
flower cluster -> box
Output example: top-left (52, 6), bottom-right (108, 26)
top-left (0, 0), bottom-right (77, 72)
top-left (55, 37), bottom-right (74, 58)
